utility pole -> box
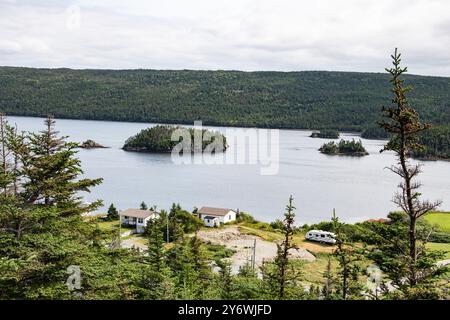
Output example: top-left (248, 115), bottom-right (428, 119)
top-left (118, 211), bottom-right (121, 248)
top-left (252, 239), bottom-right (256, 271)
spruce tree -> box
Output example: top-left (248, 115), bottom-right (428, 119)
top-left (216, 259), bottom-right (233, 299)
top-left (139, 218), bottom-right (175, 299)
top-left (140, 201), bottom-right (148, 210)
top-left (262, 196), bottom-right (302, 299)
top-left (331, 213), bottom-right (364, 300)
top-left (16, 115), bottom-right (103, 214)
top-left (107, 203), bottom-right (119, 221)
top-left (321, 257), bottom-right (334, 300)
top-left (0, 115), bottom-right (19, 197)
top-left (377, 49), bottom-right (446, 297)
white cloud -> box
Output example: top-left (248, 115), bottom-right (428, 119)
top-left (1, 0), bottom-right (450, 75)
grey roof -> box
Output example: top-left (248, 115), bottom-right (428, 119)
top-left (198, 206), bottom-right (235, 216)
top-left (121, 208), bottom-right (157, 219)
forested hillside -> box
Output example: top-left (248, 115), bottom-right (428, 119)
top-left (1, 67), bottom-right (450, 131)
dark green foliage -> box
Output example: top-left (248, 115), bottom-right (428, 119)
top-left (330, 213), bottom-right (365, 300)
top-left (123, 125), bottom-right (227, 153)
top-left (106, 203), bottom-right (119, 221)
top-left (412, 125), bottom-right (450, 159)
top-left (149, 204), bottom-right (203, 243)
top-left (0, 116), bottom-right (116, 299)
top-left (319, 139), bottom-right (368, 156)
top-left (230, 264), bottom-right (261, 300)
top-left (215, 259), bottom-right (233, 299)
top-left (139, 218), bottom-right (175, 299)
top-left (204, 243), bottom-right (235, 260)
top-left (236, 211), bottom-right (257, 223)
top-left (262, 196), bottom-right (303, 299)
top-left (428, 231), bottom-right (450, 243)
top-left (11, 115), bottom-right (103, 215)
top-left (377, 49), bottom-right (445, 297)
top-left (361, 125), bottom-right (389, 139)
top-left (2, 67), bottom-right (450, 131)
top-left (365, 216), bottom-right (447, 299)
top-left (309, 220), bottom-right (381, 244)
top-left (139, 201), bottom-right (148, 211)
top-left (269, 219), bottom-right (284, 231)
top-left (310, 129), bottom-right (339, 139)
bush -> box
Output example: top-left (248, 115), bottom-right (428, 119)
top-left (236, 212), bottom-right (257, 224)
top-left (428, 232), bottom-right (450, 243)
top-left (270, 219), bottom-right (284, 230)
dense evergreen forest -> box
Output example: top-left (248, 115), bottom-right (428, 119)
top-left (413, 125), bottom-right (450, 160)
top-left (1, 67), bottom-right (450, 131)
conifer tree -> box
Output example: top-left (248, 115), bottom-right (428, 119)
top-left (139, 218), bottom-right (175, 299)
top-left (377, 49), bottom-right (446, 296)
top-left (15, 115), bottom-right (103, 215)
top-left (321, 257), bottom-right (334, 300)
top-left (190, 234), bottom-right (211, 291)
top-left (216, 259), bottom-right (233, 299)
top-left (107, 203), bottom-right (119, 221)
top-left (262, 196), bottom-right (302, 299)
top-left (331, 213), bottom-right (364, 300)
top-left (0, 115), bottom-right (17, 196)
top-left (140, 201), bottom-right (148, 210)
top-left (275, 195), bottom-right (298, 299)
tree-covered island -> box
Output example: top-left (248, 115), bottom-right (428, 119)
top-left (319, 139), bottom-right (369, 156)
top-left (310, 129), bottom-right (340, 139)
top-left (123, 125), bottom-right (228, 153)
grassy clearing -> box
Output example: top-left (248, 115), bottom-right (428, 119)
top-left (238, 223), bottom-right (335, 254)
top-left (93, 219), bottom-right (135, 235)
top-left (424, 212), bottom-right (450, 233)
top-left (96, 220), bottom-right (119, 231)
top-left (296, 254), bottom-right (337, 286)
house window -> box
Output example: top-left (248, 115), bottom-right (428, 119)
top-left (138, 218), bottom-right (144, 223)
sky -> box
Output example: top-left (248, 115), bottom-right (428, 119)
top-left (1, 0), bottom-right (450, 76)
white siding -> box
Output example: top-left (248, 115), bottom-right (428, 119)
top-left (200, 210), bottom-right (236, 227)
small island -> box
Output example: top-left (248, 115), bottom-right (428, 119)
top-left (310, 129), bottom-right (340, 139)
top-left (319, 139), bottom-right (368, 156)
top-left (78, 139), bottom-right (108, 149)
top-left (123, 125), bottom-right (228, 153)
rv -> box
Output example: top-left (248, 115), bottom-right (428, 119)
top-left (305, 230), bottom-right (337, 244)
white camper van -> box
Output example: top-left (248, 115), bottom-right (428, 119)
top-left (305, 230), bottom-right (337, 244)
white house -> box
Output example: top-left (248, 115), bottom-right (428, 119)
top-left (197, 207), bottom-right (237, 227)
top-left (120, 208), bottom-right (158, 233)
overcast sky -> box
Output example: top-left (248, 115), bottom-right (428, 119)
top-left (1, 0), bottom-right (450, 76)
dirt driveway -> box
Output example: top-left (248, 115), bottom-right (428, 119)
top-left (197, 226), bottom-right (316, 274)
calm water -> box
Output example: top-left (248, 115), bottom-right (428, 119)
top-left (8, 116), bottom-right (450, 224)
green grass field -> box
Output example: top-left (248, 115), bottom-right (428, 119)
top-left (424, 212), bottom-right (450, 233)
